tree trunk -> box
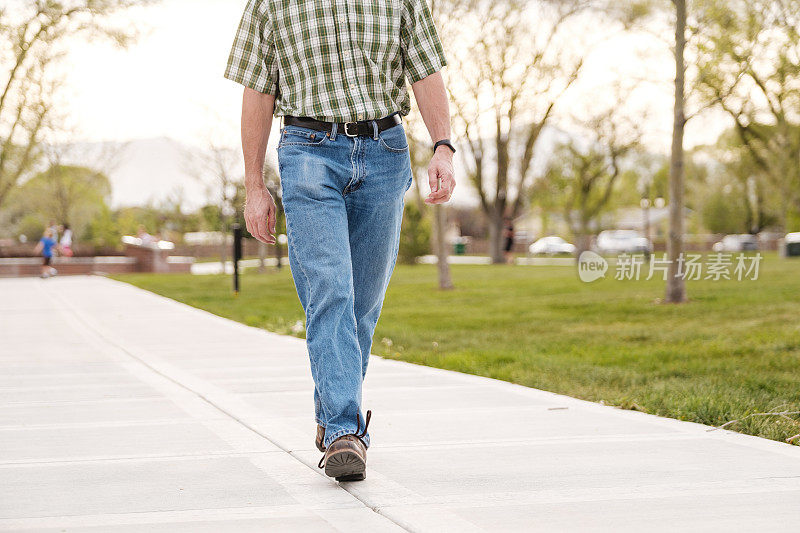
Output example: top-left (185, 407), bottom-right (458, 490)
top-left (273, 239), bottom-right (283, 270)
top-left (488, 213), bottom-right (505, 264)
top-left (219, 242), bottom-right (227, 273)
top-left (258, 241), bottom-right (266, 273)
top-left (572, 215), bottom-right (592, 260)
top-left (666, 0), bottom-right (687, 304)
top-left (574, 233), bottom-right (592, 259)
top-left (434, 204), bottom-right (454, 290)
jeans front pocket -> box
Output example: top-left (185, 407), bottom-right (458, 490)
top-left (278, 126), bottom-right (329, 149)
top-left (378, 123), bottom-right (409, 153)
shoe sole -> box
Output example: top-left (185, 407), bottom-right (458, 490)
top-left (324, 449), bottom-right (366, 482)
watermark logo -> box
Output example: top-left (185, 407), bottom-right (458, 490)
top-left (578, 251), bottom-right (608, 282)
top-left (577, 252), bottom-right (763, 283)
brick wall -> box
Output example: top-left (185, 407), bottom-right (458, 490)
top-left (0, 245), bottom-right (194, 277)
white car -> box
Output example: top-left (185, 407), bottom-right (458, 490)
top-left (595, 230), bottom-right (652, 255)
top-left (784, 232), bottom-right (800, 257)
top-left (529, 236), bottom-right (576, 255)
top-left (712, 234), bottom-right (758, 252)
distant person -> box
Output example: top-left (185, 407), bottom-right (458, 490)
top-left (59, 224), bottom-right (74, 257)
top-left (225, 0), bottom-right (454, 481)
top-left (503, 217), bottom-right (515, 264)
top-left (34, 229), bottom-right (57, 278)
top-left (137, 225), bottom-right (156, 246)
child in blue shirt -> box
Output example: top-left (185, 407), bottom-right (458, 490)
top-left (35, 229), bottom-right (57, 278)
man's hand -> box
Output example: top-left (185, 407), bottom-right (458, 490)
top-left (424, 147), bottom-right (455, 204)
top-left (410, 72), bottom-right (455, 204)
top-left (240, 88), bottom-right (276, 243)
top-left (244, 185), bottom-right (277, 244)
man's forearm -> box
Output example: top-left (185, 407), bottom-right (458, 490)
top-left (411, 71), bottom-right (455, 203)
top-left (241, 88), bottom-right (276, 191)
top-left (411, 71), bottom-right (452, 150)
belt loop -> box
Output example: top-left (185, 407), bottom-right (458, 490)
top-left (372, 120), bottom-right (379, 140)
top-left (331, 122), bottom-right (338, 141)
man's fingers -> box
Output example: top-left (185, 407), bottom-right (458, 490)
top-left (255, 211), bottom-right (274, 244)
top-left (425, 188), bottom-right (451, 204)
top-left (425, 174), bottom-right (455, 204)
top-left (245, 215), bottom-right (262, 243)
top-left (425, 193), bottom-right (450, 204)
top-left (263, 206), bottom-right (276, 244)
top-left (426, 188), bottom-right (450, 200)
top-left (244, 190), bottom-right (279, 244)
top-left (426, 160), bottom-right (455, 202)
top-left (267, 203), bottom-right (277, 236)
top-left (427, 166), bottom-right (440, 192)
top-left (246, 209), bottom-right (271, 244)
top-left (246, 217), bottom-right (262, 244)
top-left (426, 171), bottom-right (453, 201)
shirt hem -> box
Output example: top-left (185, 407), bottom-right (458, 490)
top-left (223, 70), bottom-right (278, 96)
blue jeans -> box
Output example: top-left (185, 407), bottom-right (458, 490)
top-left (277, 117), bottom-right (412, 449)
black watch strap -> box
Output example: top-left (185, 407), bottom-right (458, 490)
top-left (433, 139), bottom-right (456, 154)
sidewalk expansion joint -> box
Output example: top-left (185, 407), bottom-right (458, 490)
top-left (39, 282), bottom-right (413, 533)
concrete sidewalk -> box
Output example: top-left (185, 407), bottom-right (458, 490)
top-left (1, 276), bottom-right (799, 532)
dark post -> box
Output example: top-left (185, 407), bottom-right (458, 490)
top-left (232, 223), bottom-right (243, 296)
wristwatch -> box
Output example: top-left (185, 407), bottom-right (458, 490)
top-left (433, 139), bottom-right (456, 155)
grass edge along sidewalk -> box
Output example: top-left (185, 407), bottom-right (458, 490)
top-left (112, 254), bottom-right (800, 446)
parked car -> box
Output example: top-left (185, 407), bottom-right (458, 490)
top-left (595, 230), bottom-right (652, 255)
top-left (529, 236), bottom-right (576, 256)
top-left (712, 234), bottom-right (759, 252)
top-left (784, 232), bottom-right (800, 257)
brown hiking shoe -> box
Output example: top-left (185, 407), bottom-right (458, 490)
top-left (318, 411), bottom-right (371, 482)
top-left (321, 434), bottom-right (367, 481)
top-left (315, 424), bottom-right (326, 452)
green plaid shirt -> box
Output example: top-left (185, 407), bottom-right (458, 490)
top-left (224, 0), bottom-right (448, 122)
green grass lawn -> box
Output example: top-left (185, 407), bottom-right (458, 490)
top-left (112, 253), bottom-right (800, 445)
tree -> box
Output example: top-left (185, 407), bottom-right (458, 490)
top-left (611, 0), bottom-right (708, 303)
top-left (701, 189), bottom-right (748, 234)
top-left (617, 0), bottom-right (800, 299)
top-left (666, 0), bottom-right (688, 303)
top-left (697, 128), bottom-right (785, 234)
top-left (407, 113), bottom-right (452, 288)
top-left (0, 0), bottom-right (153, 209)
top-left (83, 204), bottom-right (119, 249)
top-left (9, 164), bottom-right (112, 243)
top-left (398, 201), bottom-right (431, 264)
top-left (437, 0), bottom-right (591, 263)
top-left (534, 108), bottom-right (641, 256)
top-left (695, 0), bottom-right (800, 230)
top-left (186, 143), bottom-right (243, 269)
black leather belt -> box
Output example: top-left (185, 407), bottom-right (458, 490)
top-left (283, 113), bottom-right (401, 137)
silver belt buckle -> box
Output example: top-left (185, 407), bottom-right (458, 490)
top-left (343, 121), bottom-right (359, 137)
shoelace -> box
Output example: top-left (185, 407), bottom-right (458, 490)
top-left (318, 410), bottom-right (371, 469)
top-left (356, 409), bottom-right (371, 439)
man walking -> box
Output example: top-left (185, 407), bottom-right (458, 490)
top-left (224, 0), bottom-right (455, 482)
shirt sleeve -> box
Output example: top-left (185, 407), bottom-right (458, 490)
top-left (401, 0), bottom-right (448, 84)
top-left (224, 0), bottom-right (279, 95)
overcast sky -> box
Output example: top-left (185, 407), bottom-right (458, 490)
top-left (52, 0), bottom-right (729, 152)
top-left (54, 0), bottom-right (244, 146)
